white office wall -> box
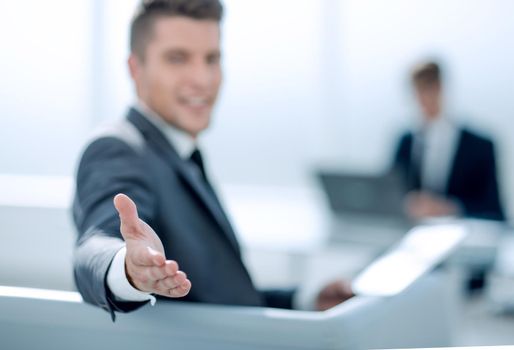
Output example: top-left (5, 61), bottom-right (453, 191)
top-left (93, 0), bottom-right (139, 123)
top-left (0, 0), bottom-right (92, 176)
top-left (1, 0), bottom-right (514, 215)
top-left (205, 1), bottom-right (326, 186)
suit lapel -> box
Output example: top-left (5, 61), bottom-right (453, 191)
top-left (126, 108), bottom-right (242, 255)
top-left (404, 134), bottom-right (420, 191)
top-left (446, 129), bottom-right (466, 195)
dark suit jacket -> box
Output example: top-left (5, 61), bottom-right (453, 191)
top-left (392, 127), bottom-right (505, 221)
top-left (73, 108), bottom-right (294, 319)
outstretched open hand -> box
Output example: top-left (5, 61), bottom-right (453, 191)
top-left (114, 193), bottom-right (191, 298)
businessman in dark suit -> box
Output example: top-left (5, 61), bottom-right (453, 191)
top-left (392, 61), bottom-right (505, 222)
top-left (73, 0), bottom-right (353, 320)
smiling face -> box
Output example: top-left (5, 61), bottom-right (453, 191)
top-left (129, 16), bottom-right (222, 138)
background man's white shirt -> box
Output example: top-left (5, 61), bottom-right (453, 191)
top-left (414, 115), bottom-right (460, 194)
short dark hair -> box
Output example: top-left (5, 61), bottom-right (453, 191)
top-left (411, 61), bottom-right (442, 87)
top-left (130, 0), bottom-right (224, 60)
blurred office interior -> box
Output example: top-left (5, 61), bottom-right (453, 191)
top-left (2, 0), bottom-right (514, 349)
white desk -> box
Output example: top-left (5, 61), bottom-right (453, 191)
top-left (0, 272), bottom-right (455, 350)
top-left (1, 175), bottom-right (514, 347)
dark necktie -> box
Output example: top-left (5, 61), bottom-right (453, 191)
top-left (189, 149), bottom-right (222, 209)
top-left (188, 149), bottom-right (240, 252)
top-left (190, 149), bottom-right (208, 182)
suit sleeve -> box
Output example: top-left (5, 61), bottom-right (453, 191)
top-left (73, 137), bottom-right (157, 320)
top-left (261, 289), bottom-right (296, 309)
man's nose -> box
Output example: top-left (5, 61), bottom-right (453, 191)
top-left (187, 62), bottom-right (215, 89)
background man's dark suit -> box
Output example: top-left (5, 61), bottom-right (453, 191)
top-left (73, 108), bottom-right (294, 318)
top-left (392, 127), bottom-right (505, 221)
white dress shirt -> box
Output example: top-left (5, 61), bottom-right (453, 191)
top-left (414, 115), bottom-right (460, 194)
top-left (106, 101), bottom-right (197, 304)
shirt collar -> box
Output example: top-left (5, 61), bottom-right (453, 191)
top-left (424, 115), bottom-right (456, 136)
top-left (134, 100), bottom-right (197, 160)
top-left (415, 113), bottom-right (455, 137)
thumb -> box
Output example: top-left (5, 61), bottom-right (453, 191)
top-left (114, 193), bottom-right (143, 240)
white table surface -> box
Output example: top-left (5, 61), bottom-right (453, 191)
top-left (2, 175), bottom-right (514, 347)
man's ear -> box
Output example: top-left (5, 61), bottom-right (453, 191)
top-left (128, 53), bottom-right (141, 81)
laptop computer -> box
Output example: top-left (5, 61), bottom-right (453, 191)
top-left (317, 170), bottom-right (407, 221)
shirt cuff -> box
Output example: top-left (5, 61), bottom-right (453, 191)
top-left (292, 286), bottom-right (317, 311)
top-left (107, 246), bottom-right (156, 306)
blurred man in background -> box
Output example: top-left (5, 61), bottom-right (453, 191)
top-left (392, 60), bottom-right (505, 222)
top-left (73, 0), bottom-right (352, 320)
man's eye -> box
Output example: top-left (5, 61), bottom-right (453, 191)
top-left (207, 55), bottom-right (220, 65)
top-left (167, 55), bottom-right (186, 64)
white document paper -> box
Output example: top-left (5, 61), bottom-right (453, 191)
top-left (352, 224), bottom-right (467, 297)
